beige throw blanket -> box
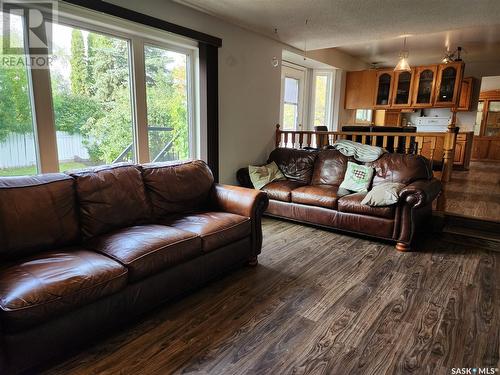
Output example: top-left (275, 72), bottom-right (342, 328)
top-left (332, 139), bottom-right (386, 162)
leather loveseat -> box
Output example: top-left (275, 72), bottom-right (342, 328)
top-left (0, 160), bottom-right (268, 374)
top-left (237, 148), bottom-right (441, 251)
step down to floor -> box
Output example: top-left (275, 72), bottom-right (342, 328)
top-left (433, 212), bottom-right (500, 251)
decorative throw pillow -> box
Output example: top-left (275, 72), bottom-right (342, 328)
top-left (339, 161), bottom-right (374, 193)
top-left (248, 161), bottom-right (286, 190)
top-left (361, 182), bottom-right (406, 206)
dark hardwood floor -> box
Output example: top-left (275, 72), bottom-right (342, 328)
top-left (442, 161), bottom-right (500, 221)
top-left (43, 218), bottom-right (500, 375)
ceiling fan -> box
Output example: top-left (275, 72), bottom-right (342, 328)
top-left (442, 46), bottom-right (464, 63)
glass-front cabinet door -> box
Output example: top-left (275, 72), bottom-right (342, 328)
top-left (391, 70), bottom-right (414, 107)
top-left (411, 65), bottom-right (437, 107)
top-left (374, 70), bottom-right (394, 108)
top-left (484, 101), bottom-right (500, 137)
top-left (434, 62), bottom-right (463, 107)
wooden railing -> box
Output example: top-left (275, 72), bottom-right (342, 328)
top-left (275, 124), bottom-right (457, 182)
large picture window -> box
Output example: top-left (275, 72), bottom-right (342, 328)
top-left (0, 4), bottom-right (198, 175)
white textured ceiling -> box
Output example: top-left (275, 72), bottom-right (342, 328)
top-left (174, 0), bottom-right (500, 65)
top-left (337, 24), bottom-right (500, 67)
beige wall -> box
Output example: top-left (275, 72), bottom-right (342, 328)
top-left (480, 76), bottom-right (500, 91)
top-left (105, 0), bottom-right (364, 183)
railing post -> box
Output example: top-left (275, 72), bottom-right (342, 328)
top-left (441, 110), bottom-right (458, 183)
top-left (275, 124), bottom-right (281, 148)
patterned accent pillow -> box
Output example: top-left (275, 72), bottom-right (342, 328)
top-left (339, 161), bottom-right (374, 193)
top-left (248, 161), bottom-right (286, 190)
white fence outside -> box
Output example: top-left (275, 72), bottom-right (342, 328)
top-left (0, 131), bottom-right (89, 169)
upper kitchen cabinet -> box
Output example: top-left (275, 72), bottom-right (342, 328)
top-left (391, 69), bottom-right (414, 108)
top-left (374, 69), bottom-right (394, 109)
top-left (457, 77), bottom-right (474, 111)
top-left (344, 70), bottom-right (377, 109)
top-left (411, 65), bottom-right (437, 108)
top-left (434, 62), bottom-right (464, 107)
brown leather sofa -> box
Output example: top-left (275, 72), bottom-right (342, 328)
top-left (237, 148), bottom-right (441, 251)
top-left (0, 160), bottom-right (268, 374)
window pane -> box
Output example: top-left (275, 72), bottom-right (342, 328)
top-left (284, 77), bottom-right (299, 104)
top-left (49, 23), bottom-right (135, 171)
top-left (144, 45), bottom-right (190, 162)
top-left (356, 109), bottom-right (372, 123)
top-left (0, 12), bottom-right (38, 176)
top-left (314, 75), bottom-right (328, 127)
top-left (283, 103), bottom-right (297, 130)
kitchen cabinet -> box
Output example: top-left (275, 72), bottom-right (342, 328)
top-left (420, 131), bottom-right (473, 169)
top-left (373, 70), bottom-right (394, 109)
top-left (457, 77), bottom-right (474, 111)
top-left (434, 62), bottom-right (464, 107)
top-left (373, 110), bottom-right (401, 126)
top-left (472, 137), bottom-right (500, 161)
top-left (411, 65), bottom-right (437, 108)
top-left (454, 132), bottom-right (474, 169)
top-left (391, 70), bottom-right (414, 108)
top-left (344, 70), bottom-right (376, 109)
top-left (345, 63), bottom-right (469, 111)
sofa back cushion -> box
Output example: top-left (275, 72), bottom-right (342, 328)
top-left (70, 164), bottom-right (150, 238)
top-left (0, 174), bottom-right (80, 259)
top-left (369, 153), bottom-right (432, 186)
top-left (311, 149), bottom-right (349, 186)
top-left (141, 160), bottom-right (214, 218)
top-left (267, 148), bottom-right (318, 184)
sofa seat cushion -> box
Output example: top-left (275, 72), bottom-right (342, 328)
top-left (338, 192), bottom-right (395, 219)
top-left (0, 249), bottom-right (127, 332)
top-left (261, 180), bottom-right (305, 202)
top-left (291, 185), bottom-right (339, 209)
top-left (159, 212), bottom-right (251, 252)
top-left (85, 225), bottom-right (202, 282)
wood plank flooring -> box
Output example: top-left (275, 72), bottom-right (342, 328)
top-left (43, 218), bottom-right (500, 375)
top-left (442, 161), bottom-right (500, 221)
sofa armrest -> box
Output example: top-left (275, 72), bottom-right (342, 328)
top-left (236, 167), bottom-right (253, 188)
top-left (399, 178), bottom-right (442, 208)
top-left (212, 184), bottom-right (269, 258)
top-left (212, 183), bottom-right (268, 218)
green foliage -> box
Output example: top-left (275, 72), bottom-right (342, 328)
top-left (53, 93), bottom-right (102, 134)
top-left (87, 34), bottom-right (129, 101)
top-left (0, 52), bottom-right (33, 142)
top-left (81, 88), bottom-right (134, 163)
top-left (70, 30), bottom-right (87, 95)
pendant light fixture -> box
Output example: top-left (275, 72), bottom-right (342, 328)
top-left (394, 37), bottom-right (411, 71)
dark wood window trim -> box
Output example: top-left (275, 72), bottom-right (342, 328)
top-left (199, 43), bottom-right (219, 181)
top-left (62, 0), bottom-right (222, 47)
top-left (63, 0), bottom-right (221, 180)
